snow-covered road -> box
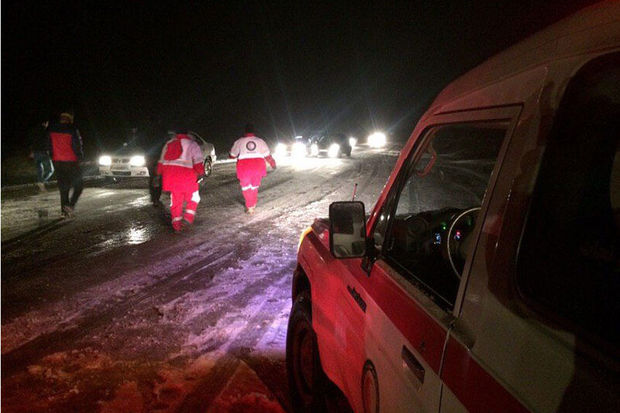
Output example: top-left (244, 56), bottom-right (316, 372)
top-left (1, 145), bottom-right (399, 412)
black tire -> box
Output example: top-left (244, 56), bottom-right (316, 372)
top-left (204, 158), bottom-right (213, 177)
top-left (286, 290), bottom-right (328, 412)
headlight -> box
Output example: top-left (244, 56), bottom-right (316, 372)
top-left (349, 137), bottom-right (357, 148)
top-left (328, 143), bottom-right (341, 158)
top-left (368, 132), bottom-right (386, 148)
top-left (275, 143), bottom-right (288, 157)
top-left (99, 155), bottom-right (112, 166)
top-left (310, 143), bottom-right (319, 156)
top-left (291, 142), bottom-right (307, 158)
top-left (129, 155), bottom-right (146, 166)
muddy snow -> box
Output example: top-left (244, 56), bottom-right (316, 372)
top-left (1, 146), bottom-right (399, 412)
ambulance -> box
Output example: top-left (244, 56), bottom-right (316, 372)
top-left (287, 3), bottom-right (620, 412)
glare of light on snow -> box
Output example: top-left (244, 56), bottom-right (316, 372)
top-left (296, 157), bottom-right (342, 171)
top-left (94, 190), bottom-right (116, 198)
top-left (129, 197), bottom-right (150, 207)
top-left (127, 226), bottom-right (148, 244)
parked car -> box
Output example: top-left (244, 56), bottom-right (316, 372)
top-left (287, 3), bottom-right (620, 413)
top-left (188, 131), bottom-right (217, 176)
top-left (308, 133), bottom-right (352, 157)
top-left (99, 130), bottom-right (216, 181)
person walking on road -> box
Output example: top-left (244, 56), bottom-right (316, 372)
top-left (157, 129), bottom-right (205, 232)
top-left (47, 111), bottom-right (84, 218)
top-left (229, 123), bottom-right (276, 214)
top-left (28, 120), bottom-right (54, 191)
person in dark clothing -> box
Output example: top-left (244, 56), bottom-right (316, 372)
top-left (28, 120), bottom-right (54, 191)
top-left (47, 111), bottom-right (84, 218)
top-left (143, 128), bottom-right (175, 207)
top-left (145, 133), bottom-right (170, 206)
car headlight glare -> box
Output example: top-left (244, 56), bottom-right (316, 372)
top-left (310, 143), bottom-right (319, 156)
top-left (328, 143), bottom-right (341, 158)
top-left (291, 142), bottom-right (307, 158)
top-left (99, 155), bottom-right (112, 166)
top-left (275, 143), bottom-right (288, 157)
top-left (130, 155), bottom-right (146, 166)
top-left (349, 137), bottom-right (357, 148)
top-left (368, 132), bottom-right (386, 148)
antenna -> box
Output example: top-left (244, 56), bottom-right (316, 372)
top-left (352, 183), bottom-right (358, 201)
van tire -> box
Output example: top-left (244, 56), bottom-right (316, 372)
top-left (286, 290), bottom-right (328, 412)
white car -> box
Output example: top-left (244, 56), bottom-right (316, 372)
top-left (99, 131), bottom-right (217, 180)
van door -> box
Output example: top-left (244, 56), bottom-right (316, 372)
top-left (444, 53), bottom-right (620, 413)
top-left (339, 109), bottom-right (517, 412)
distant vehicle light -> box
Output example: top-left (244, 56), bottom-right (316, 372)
top-left (291, 142), bottom-right (307, 158)
top-left (99, 155), bottom-right (112, 166)
top-left (368, 132), bottom-right (386, 148)
top-left (275, 143), bottom-right (288, 157)
top-left (310, 143), bottom-right (319, 157)
top-left (349, 137), bottom-right (357, 148)
top-left (130, 155), bottom-right (146, 166)
top-left (328, 143), bottom-right (341, 158)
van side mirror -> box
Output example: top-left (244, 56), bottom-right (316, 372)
top-left (329, 201), bottom-right (367, 258)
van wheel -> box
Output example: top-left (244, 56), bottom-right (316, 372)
top-left (286, 290), bottom-right (327, 412)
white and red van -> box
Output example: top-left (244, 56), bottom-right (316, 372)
top-left (286, 3), bottom-right (620, 412)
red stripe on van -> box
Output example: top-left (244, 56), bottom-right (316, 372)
top-left (442, 337), bottom-right (529, 413)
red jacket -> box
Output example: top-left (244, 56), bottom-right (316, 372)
top-left (157, 134), bottom-right (205, 192)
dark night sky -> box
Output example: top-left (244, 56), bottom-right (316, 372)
top-left (2, 0), bottom-right (597, 157)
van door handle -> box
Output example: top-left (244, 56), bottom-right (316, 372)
top-left (402, 346), bottom-right (425, 386)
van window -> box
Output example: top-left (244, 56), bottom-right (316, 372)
top-left (517, 55), bottom-right (620, 345)
top-left (383, 122), bottom-right (507, 310)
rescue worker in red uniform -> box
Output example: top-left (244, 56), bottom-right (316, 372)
top-left (157, 130), bottom-right (205, 232)
top-left (229, 123), bottom-right (276, 214)
top-left (47, 111), bottom-right (84, 218)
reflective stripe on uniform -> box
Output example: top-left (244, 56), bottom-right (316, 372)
top-left (172, 216), bottom-right (183, 222)
top-left (238, 153), bottom-right (269, 160)
top-left (159, 158), bottom-right (194, 168)
top-left (185, 209), bottom-right (196, 215)
top-left (241, 185), bottom-right (259, 191)
top-left (191, 191), bottom-right (200, 203)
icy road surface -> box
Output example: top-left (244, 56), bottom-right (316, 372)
top-left (1, 145), bottom-right (399, 412)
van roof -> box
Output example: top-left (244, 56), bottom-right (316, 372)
top-left (431, 2), bottom-right (620, 108)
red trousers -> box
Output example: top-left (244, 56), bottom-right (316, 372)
top-left (237, 158), bottom-right (266, 208)
top-left (239, 175), bottom-right (262, 208)
top-left (170, 190), bottom-right (200, 230)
